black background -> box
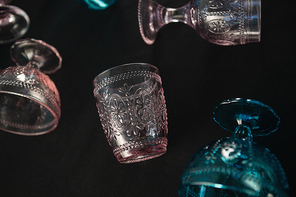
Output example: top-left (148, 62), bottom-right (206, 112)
top-left (0, 0), bottom-right (295, 196)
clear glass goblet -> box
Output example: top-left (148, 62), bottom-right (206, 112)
top-left (77, 0), bottom-right (117, 10)
top-left (0, 1), bottom-right (30, 44)
top-left (138, 0), bottom-right (261, 46)
top-left (0, 38), bottom-right (62, 135)
top-left (178, 98), bottom-right (289, 196)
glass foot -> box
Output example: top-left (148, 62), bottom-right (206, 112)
top-left (213, 98), bottom-right (280, 136)
top-left (10, 38), bottom-right (62, 74)
top-left (0, 5), bottom-right (30, 44)
top-left (138, 0), bottom-right (161, 45)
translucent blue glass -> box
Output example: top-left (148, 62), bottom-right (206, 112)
top-left (78, 0), bottom-right (117, 10)
top-left (178, 98), bottom-right (290, 197)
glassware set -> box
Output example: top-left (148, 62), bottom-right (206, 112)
top-left (0, 1), bottom-right (290, 196)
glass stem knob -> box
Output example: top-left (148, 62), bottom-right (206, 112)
top-left (233, 125), bottom-right (253, 141)
top-left (25, 60), bottom-right (41, 70)
top-left (162, 2), bottom-right (193, 25)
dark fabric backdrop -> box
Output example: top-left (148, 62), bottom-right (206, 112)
top-left (0, 0), bottom-right (295, 196)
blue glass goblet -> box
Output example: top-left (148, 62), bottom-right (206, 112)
top-left (178, 98), bottom-right (289, 196)
top-left (77, 0), bottom-right (117, 10)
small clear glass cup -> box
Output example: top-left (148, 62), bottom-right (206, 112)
top-left (138, 0), bottom-right (261, 46)
top-left (178, 98), bottom-right (290, 196)
top-left (93, 63), bottom-right (168, 163)
top-left (0, 38), bottom-right (62, 135)
top-left (77, 0), bottom-right (117, 10)
top-left (0, 1), bottom-right (30, 44)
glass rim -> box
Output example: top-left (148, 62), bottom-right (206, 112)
top-left (0, 90), bottom-right (60, 135)
top-left (93, 63), bottom-right (159, 85)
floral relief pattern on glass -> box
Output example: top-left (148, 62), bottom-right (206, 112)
top-left (98, 78), bottom-right (167, 145)
top-left (207, 19), bottom-right (231, 34)
top-left (207, 0), bottom-right (231, 9)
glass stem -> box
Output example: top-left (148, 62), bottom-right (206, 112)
top-left (233, 125), bottom-right (253, 141)
top-left (162, 1), bottom-right (193, 26)
top-left (25, 61), bottom-right (40, 70)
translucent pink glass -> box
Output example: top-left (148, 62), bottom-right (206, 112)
top-left (0, 39), bottom-right (62, 135)
top-left (138, 0), bottom-right (261, 46)
top-left (93, 63), bottom-right (168, 163)
top-left (0, 3), bottom-right (30, 44)
top-left (0, 0), bottom-right (13, 4)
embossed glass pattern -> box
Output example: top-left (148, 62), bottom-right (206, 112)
top-left (0, 3), bottom-right (30, 44)
top-left (178, 98), bottom-right (289, 197)
top-left (93, 63), bottom-right (168, 163)
top-left (138, 0), bottom-right (261, 46)
top-left (0, 39), bottom-right (61, 135)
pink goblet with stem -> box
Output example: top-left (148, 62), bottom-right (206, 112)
top-left (138, 0), bottom-right (261, 46)
top-left (0, 38), bottom-right (62, 135)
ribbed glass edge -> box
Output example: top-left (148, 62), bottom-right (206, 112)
top-left (93, 63), bottom-right (161, 92)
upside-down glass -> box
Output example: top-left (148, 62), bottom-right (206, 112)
top-left (93, 63), bottom-right (168, 163)
top-left (0, 1), bottom-right (30, 44)
top-left (77, 0), bottom-right (117, 10)
top-left (138, 0), bottom-right (261, 46)
top-left (178, 98), bottom-right (289, 196)
top-left (0, 38), bottom-right (62, 135)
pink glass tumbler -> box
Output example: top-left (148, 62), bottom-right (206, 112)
top-left (93, 63), bottom-right (168, 163)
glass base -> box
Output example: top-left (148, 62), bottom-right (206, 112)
top-left (10, 39), bottom-right (62, 74)
top-left (0, 5), bottom-right (29, 44)
top-left (114, 143), bottom-right (167, 164)
top-left (213, 98), bottom-right (280, 136)
top-left (138, 0), bottom-right (161, 45)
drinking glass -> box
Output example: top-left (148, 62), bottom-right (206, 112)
top-left (0, 38), bottom-right (62, 135)
top-left (93, 63), bottom-right (168, 163)
top-left (77, 0), bottom-right (117, 10)
top-left (138, 0), bottom-right (261, 46)
top-left (178, 98), bottom-right (289, 196)
top-left (0, 1), bottom-right (30, 44)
